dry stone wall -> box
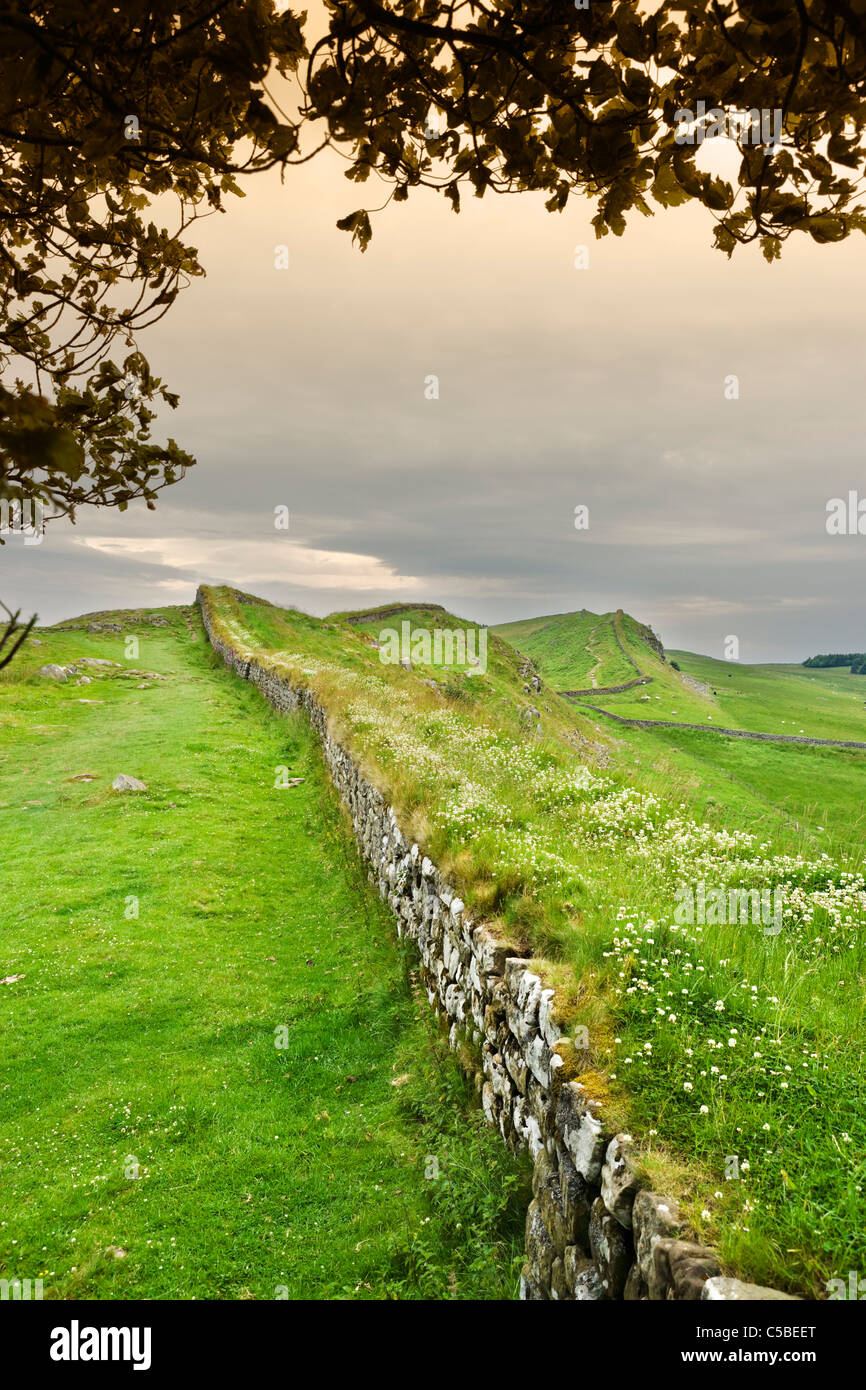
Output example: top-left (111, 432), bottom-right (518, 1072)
top-left (198, 589), bottom-right (796, 1304)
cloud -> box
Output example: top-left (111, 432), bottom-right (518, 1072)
top-left (3, 134), bottom-right (865, 660)
top-left (75, 535), bottom-right (423, 592)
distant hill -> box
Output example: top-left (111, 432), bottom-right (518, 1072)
top-left (492, 607), bottom-right (675, 696)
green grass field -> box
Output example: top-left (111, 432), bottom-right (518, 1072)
top-left (600, 721), bottom-right (866, 862)
top-left (192, 587), bottom-right (866, 1297)
top-left (0, 609), bottom-right (528, 1300)
top-left (497, 608), bottom-right (866, 857)
top-left (4, 591), bottom-right (865, 1300)
top-left (670, 650), bottom-right (866, 741)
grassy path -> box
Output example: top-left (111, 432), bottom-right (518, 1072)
top-left (0, 611), bottom-right (526, 1300)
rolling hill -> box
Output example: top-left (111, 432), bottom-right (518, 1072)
top-left (494, 606), bottom-right (866, 742)
top-left (2, 590), bottom-right (865, 1299)
top-left (494, 603), bottom-right (866, 865)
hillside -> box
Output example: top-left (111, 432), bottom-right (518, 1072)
top-left (494, 608), bottom-right (866, 859)
top-left (2, 591), bottom-right (865, 1299)
top-left (0, 605), bottom-right (526, 1299)
top-left (494, 606), bottom-right (866, 742)
top-left (492, 609), bottom-right (646, 692)
top-left (192, 587), bottom-right (866, 1296)
top-left (669, 649), bottom-right (866, 743)
top-left (493, 607), bottom-right (711, 709)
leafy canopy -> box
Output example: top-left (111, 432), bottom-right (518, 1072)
top-left (1, 0), bottom-right (864, 520)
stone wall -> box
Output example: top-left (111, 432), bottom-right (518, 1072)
top-left (568, 701), bottom-right (866, 752)
top-left (197, 589), bottom-right (796, 1304)
top-left (563, 677), bottom-right (650, 698)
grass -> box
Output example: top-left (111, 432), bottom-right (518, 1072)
top-left (604, 722), bottom-right (866, 864)
top-left (196, 585), bottom-right (866, 1297)
top-left (498, 609), bottom-right (866, 857)
top-left (492, 609), bottom-right (640, 690)
top-left (0, 608), bottom-right (529, 1300)
top-left (496, 606), bottom-right (866, 746)
top-left (669, 650), bottom-right (866, 742)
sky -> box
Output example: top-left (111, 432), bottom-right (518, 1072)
top-left (3, 101), bottom-right (865, 662)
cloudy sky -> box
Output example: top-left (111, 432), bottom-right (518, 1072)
top-left (3, 112), bottom-right (865, 662)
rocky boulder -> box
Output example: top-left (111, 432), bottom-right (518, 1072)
top-left (111, 774), bottom-right (147, 792)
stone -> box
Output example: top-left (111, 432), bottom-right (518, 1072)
top-left (485, 1049), bottom-right (511, 1102)
top-left (550, 1257), bottom-right (570, 1301)
top-left (517, 969), bottom-right (542, 1017)
top-left (651, 1238), bottom-right (721, 1301)
top-left (556, 1079), bottom-right (585, 1130)
top-left (574, 1263), bottom-right (604, 1299)
top-left (38, 664), bottom-right (67, 681)
top-left (564, 1245), bottom-right (602, 1299)
top-left (76, 677), bottom-right (92, 686)
top-left (589, 1197), bottom-right (632, 1299)
top-left (481, 1081), bottom-right (498, 1127)
top-left (111, 774), bottom-right (147, 792)
top-left (504, 957), bottom-right (527, 993)
top-left (558, 1089), bottom-right (606, 1182)
top-left (502, 1046), bottom-right (528, 1095)
top-left (472, 925), bottom-right (509, 977)
top-left (531, 1149), bottom-right (555, 1198)
top-left (534, 1157), bottom-right (569, 1254)
top-left (702, 1277), bottom-right (801, 1302)
top-left (77, 658), bottom-right (120, 668)
top-left (633, 1190), bottom-right (683, 1292)
top-left (538, 988), bottom-right (562, 1048)
top-left (569, 1252), bottom-right (605, 1300)
top-left (557, 1147), bottom-right (594, 1250)
top-left (624, 1263), bottom-right (646, 1300)
top-left (525, 1031), bottom-right (554, 1088)
top-left (524, 1200), bottom-right (555, 1296)
top-left (600, 1133), bottom-right (640, 1229)
top-left (522, 1109), bottom-right (544, 1160)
